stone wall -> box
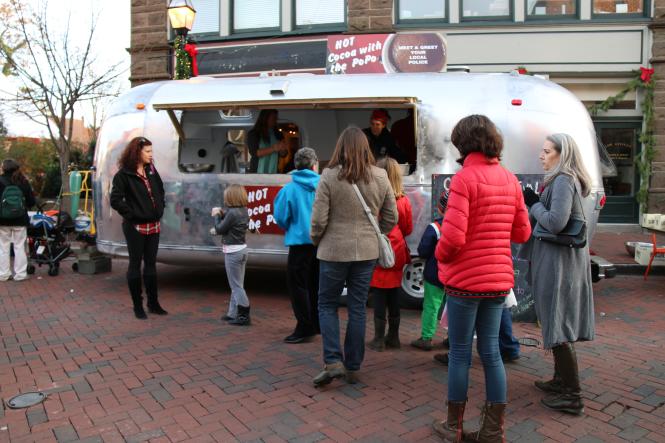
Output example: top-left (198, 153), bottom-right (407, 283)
top-left (130, 0), bottom-right (171, 86)
top-left (348, 0), bottom-right (394, 33)
top-left (649, 4), bottom-right (665, 212)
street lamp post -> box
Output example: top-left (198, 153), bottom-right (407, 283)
top-left (167, 0), bottom-right (197, 80)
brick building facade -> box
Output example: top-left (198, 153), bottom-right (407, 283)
top-left (129, 0), bottom-right (659, 219)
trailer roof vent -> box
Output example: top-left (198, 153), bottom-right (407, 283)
top-left (270, 80), bottom-right (289, 95)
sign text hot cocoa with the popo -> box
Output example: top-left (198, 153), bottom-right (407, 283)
top-left (327, 36), bottom-right (384, 74)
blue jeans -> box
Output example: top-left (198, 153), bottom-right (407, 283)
top-left (447, 296), bottom-right (506, 403)
top-left (499, 308), bottom-right (520, 359)
top-left (318, 259), bottom-right (376, 371)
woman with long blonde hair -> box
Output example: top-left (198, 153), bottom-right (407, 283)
top-left (367, 158), bottom-right (413, 352)
top-left (310, 126), bottom-right (397, 386)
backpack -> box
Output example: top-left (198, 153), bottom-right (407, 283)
top-left (0, 177), bottom-right (27, 219)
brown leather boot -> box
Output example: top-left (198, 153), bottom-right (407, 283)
top-left (535, 347), bottom-right (563, 393)
top-left (432, 401), bottom-right (465, 442)
top-left (464, 402), bottom-right (506, 443)
top-left (541, 343), bottom-right (584, 415)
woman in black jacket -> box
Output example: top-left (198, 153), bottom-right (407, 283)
top-left (110, 137), bottom-right (167, 319)
top-left (0, 159), bottom-right (36, 282)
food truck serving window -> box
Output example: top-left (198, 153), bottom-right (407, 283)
top-left (158, 98), bottom-right (418, 175)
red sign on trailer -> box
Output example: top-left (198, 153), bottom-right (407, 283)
top-left (245, 185), bottom-right (284, 235)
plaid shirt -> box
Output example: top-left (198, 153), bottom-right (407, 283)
top-left (134, 171), bottom-right (160, 236)
top-left (135, 221), bottom-right (161, 235)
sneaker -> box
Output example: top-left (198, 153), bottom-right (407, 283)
top-left (433, 353), bottom-right (449, 366)
top-left (221, 314), bottom-right (235, 322)
top-left (313, 362), bottom-right (346, 387)
top-left (410, 337), bottom-right (433, 351)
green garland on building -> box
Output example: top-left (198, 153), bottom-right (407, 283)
top-left (174, 35), bottom-right (193, 80)
top-left (588, 68), bottom-right (655, 209)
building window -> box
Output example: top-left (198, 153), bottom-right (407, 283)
top-left (593, 0), bottom-right (643, 15)
top-left (526, 0), bottom-right (577, 17)
top-left (233, 0), bottom-right (280, 32)
top-left (190, 0), bottom-right (220, 34)
top-left (295, 0), bottom-right (345, 27)
top-left (461, 0), bottom-right (511, 19)
top-left (398, 0), bottom-right (446, 21)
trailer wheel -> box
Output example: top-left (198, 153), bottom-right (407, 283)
top-left (400, 259), bottom-right (425, 309)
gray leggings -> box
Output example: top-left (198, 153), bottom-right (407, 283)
top-left (224, 248), bottom-right (249, 316)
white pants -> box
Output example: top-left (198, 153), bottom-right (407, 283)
top-left (0, 226), bottom-right (28, 280)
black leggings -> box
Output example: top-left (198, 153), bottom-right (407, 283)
top-left (122, 222), bottom-right (159, 280)
top-left (372, 287), bottom-right (401, 320)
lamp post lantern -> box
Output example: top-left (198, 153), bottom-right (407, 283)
top-left (168, 0), bottom-right (197, 79)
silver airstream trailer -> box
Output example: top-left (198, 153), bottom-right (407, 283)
top-left (94, 72), bottom-right (613, 306)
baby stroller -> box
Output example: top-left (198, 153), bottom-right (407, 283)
top-left (27, 205), bottom-right (74, 276)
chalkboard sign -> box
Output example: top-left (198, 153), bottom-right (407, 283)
top-left (198, 40), bottom-right (327, 76)
top-left (432, 174), bottom-right (543, 323)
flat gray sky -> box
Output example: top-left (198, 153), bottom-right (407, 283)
top-left (2, 0), bottom-right (131, 136)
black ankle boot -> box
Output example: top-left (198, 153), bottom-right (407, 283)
top-left (145, 274), bottom-right (168, 315)
top-left (385, 317), bottom-right (401, 349)
top-left (228, 305), bottom-right (250, 326)
top-left (128, 277), bottom-right (146, 320)
top-left (368, 318), bottom-right (386, 351)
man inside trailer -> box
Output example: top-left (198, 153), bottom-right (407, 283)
top-left (363, 109), bottom-right (407, 163)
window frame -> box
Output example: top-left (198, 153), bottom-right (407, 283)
top-left (591, 0), bottom-right (650, 20)
top-left (188, 0), bottom-right (222, 36)
top-left (231, 0), bottom-right (283, 35)
top-left (292, 0), bottom-right (348, 30)
top-left (459, 0), bottom-right (514, 22)
top-left (394, 0), bottom-right (449, 25)
top-left (524, 0), bottom-right (580, 21)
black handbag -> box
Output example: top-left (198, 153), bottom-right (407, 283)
top-left (533, 181), bottom-right (587, 248)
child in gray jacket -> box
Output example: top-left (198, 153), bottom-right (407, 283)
top-left (212, 184), bottom-right (251, 326)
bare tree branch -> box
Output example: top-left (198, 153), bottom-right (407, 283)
top-left (0, 0), bottom-right (123, 200)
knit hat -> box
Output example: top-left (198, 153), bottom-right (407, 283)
top-left (437, 190), bottom-right (449, 214)
top-left (370, 109), bottom-right (390, 124)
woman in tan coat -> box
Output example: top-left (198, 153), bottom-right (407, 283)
top-left (310, 126), bottom-right (398, 387)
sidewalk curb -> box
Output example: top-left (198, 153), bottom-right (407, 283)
top-left (614, 263), bottom-right (665, 276)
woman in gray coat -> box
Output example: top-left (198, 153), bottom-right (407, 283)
top-left (310, 126), bottom-right (397, 387)
top-left (521, 133), bottom-right (594, 416)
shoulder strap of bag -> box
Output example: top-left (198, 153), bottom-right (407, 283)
top-left (352, 183), bottom-right (382, 237)
top-left (572, 179), bottom-right (587, 223)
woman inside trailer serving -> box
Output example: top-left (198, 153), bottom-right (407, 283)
top-left (247, 109), bottom-right (288, 174)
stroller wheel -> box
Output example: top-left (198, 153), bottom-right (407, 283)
top-left (72, 263), bottom-right (79, 272)
top-left (27, 265), bottom-right (36, 275)
top-left (48, 265), bottom-right (59, 277)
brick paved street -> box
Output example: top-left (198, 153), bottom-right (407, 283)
top-left (1, 259), bottom-right (664, 442)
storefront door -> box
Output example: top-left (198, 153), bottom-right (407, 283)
top-left (595, 121), bottom-right (641, 224)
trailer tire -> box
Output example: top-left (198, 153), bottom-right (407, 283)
top-left (400, 259), bottom-right (426, 309)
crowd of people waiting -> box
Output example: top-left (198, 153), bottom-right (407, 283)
top-left (105, 113), bottom-right (596, 443)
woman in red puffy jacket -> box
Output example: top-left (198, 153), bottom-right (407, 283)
top-left (368, 158), bottom-right (413, 352)
top-left (431, 115), bottom-right (531, 443)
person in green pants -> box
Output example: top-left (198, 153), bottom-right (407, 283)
top-left (411, 191), bottom-right (448, 351)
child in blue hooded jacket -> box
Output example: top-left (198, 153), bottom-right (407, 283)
top-left (411, 190), bottom-right (448, 351)
top-left (274, 147), bottom-right (321, 344)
